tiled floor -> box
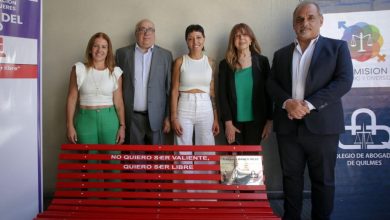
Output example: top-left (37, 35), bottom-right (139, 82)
top-left (270, 199), bottom-right (312, 220)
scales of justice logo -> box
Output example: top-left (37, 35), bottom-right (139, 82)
top-left (339, 108), bottom-right (390, 150)
top-left (339, 21), bottom-right (386, 62)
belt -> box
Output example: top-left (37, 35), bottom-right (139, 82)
top-left (134, 111), bottom-right (148, 115)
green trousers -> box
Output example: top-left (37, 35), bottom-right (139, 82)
top-left (75, 107), bottom-right (121, 183)
top-left (75, 106), bottom-right (119, 145)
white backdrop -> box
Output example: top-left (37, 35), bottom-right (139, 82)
top-left (0, 0), bottom-right (42, 219)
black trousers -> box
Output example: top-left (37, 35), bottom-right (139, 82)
top-left (276, 123), bottom-right (339, 220)
top-left (234, 121), bottom-right (262, 145)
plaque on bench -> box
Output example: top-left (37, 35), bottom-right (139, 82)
top-left (220, 155), bottom-right (264, 185)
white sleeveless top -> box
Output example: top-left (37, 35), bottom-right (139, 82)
top-left (75, 62), bottom-right (123, 106)
top-left (179, 54), bottom-right (212, 94)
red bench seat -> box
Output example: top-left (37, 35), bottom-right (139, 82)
top-left (36, 144), bottom-right (280, 220)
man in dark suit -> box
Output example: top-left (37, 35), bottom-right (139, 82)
top-left (267, 2), bottom-right (353, 220)
top-left (116, 19), bottom-right (173, 144)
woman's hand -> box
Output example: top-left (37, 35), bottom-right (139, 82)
top-left (171, 118), bottom-right (183, 136)
top-left (212, 119), bottom-right (220, 136)
top-left (67, 126), bottom-right (78, 144)
top-left (261, 120), bottom-right (273, 140)
top-left (116, 125), bottom-right (125, 144)
top-left (225, 121), bottom-right (240, 144)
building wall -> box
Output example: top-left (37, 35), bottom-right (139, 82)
top-left (42, 0), bottom-right (390, 200)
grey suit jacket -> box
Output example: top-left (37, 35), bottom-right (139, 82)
top-left (115, 44), bottom-right (173, 134)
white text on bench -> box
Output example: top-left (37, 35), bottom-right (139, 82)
top-left (123, 164), bottom-right (194, 170)
top-left (111, 154), bottom-right (210, 161)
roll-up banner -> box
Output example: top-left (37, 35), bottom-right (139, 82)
top-left (0, 0), bottom-right (42, 219)
top-left (323, 10), bottom-right (390, 219)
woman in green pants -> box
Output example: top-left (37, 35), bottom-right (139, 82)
top-left (66, 32), bottom-right (125, 173)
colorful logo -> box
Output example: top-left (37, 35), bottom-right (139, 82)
top-left (339, 108), bottom-right (390, 150)
top-left (339, 21), bottom-right (386, 62)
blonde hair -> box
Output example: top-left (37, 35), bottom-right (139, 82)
top-left (225, 23), bottom-right (261, 70)
top-left (84, 32), bottom-right (115, 74)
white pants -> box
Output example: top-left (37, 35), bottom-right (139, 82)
top-left (174, 93), bottom-right (216, 194)
top-left (175, 92), bottom-right (215, 145)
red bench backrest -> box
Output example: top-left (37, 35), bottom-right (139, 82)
top-left (36, 144), bottom-right (280, 219)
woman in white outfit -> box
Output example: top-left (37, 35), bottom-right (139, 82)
top-left (171, 24), bottom-right (219, 145)
top-left (171, 24), bottom-right (219, 191)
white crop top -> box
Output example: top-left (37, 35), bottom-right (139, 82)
top-left (75, 62), bottom-right (123, 106)
top-left (179, 54), bottom-right (212, 94)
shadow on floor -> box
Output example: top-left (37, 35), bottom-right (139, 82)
top-left (270, 199), bottom-right (312, 220)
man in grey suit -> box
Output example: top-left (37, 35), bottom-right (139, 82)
top-left (116, 19), bottom-right (173, 144)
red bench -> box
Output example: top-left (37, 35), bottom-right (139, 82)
top-left (36, 144), bottom-right (280, 219)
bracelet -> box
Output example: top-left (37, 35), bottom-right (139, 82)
top-left (119, 124), bottom-right (125, 127)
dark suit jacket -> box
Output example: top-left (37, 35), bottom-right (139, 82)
top-left (115, 44), bottom-right (173, 132)
top-left (267, 36), bottom-right (353, 135)
top-left (219, 52), bottom-right (273, 129)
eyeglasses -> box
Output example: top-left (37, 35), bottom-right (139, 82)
top-left (137, 27), bottom-right (155, 34)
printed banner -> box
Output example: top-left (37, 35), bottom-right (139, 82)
top-left (323, 10), bottom-right (389, 88)
top-left (0, 0), bottom-right (42, 220)
top-left (323, 10), bottom-right (390, 219)
top-left (0, 17), bottom-right (38, 78)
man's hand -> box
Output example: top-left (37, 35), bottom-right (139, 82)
top-left (285, 99), bottom-right (310, 120)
